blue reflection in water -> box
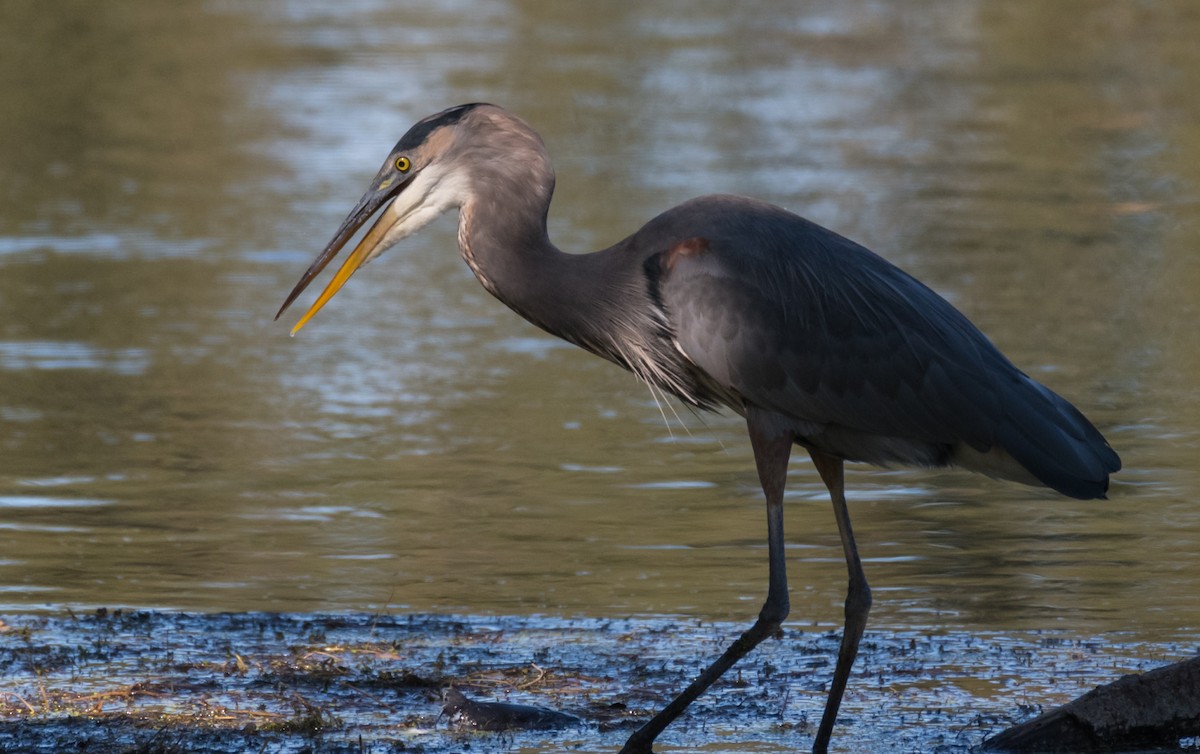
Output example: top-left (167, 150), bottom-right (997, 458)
top-left (0, 341), bottom-right (148, 375)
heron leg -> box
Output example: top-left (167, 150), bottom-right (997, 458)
top-left (618, 415), bottom-right (793, 754)
top-left (808, 449), bottom-right (872, 754)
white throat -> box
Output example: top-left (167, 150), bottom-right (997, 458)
top-left (365, 163), bottom-right (472, 265)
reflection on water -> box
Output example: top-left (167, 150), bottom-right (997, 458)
top-left (0, 496), bottom-right (113, 509)
top-left (0, 341), bottom-right (148, 374)
top-left (0, 1), bottom-right (1198, 652)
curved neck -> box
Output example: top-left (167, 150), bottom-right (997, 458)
top-left (457, 191), bottom-right (618, 354)
top-left (452, 176), bottom-right (710, 410)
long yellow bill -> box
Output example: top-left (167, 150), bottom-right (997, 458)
top-left (276, 174), bottom-right (406, 335)
top-left (287, 236), bottom-right (373, 336)
top-left (286, 202), bottom-right (396, 335)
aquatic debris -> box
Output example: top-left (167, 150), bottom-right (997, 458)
top-left (441, 687), bottom-right (580, 731)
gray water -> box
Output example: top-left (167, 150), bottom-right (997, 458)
top-left (1, 0), bottom-right (1198, 647)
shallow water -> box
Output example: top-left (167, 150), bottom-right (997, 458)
top-left (1, 0), bottom-right (1199, 665)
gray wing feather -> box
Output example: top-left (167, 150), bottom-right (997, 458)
top-left (653, 201), bottom-right (1118, 498)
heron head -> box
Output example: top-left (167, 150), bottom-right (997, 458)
top-left (277, 102), bottom-right (517, 334)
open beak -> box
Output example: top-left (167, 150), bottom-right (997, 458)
top-left (275, 176), bottom-right (407, 335)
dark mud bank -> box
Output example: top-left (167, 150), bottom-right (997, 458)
top-left (0, 610), bottom-right (1191, 753)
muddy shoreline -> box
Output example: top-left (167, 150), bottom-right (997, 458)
top-left (0, 610), bottom-right (1190, 753)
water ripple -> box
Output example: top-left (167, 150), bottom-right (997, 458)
top-left (0, 496), bottom-right (113, 509)
top-left (0, 341), bottom-right (149, 375)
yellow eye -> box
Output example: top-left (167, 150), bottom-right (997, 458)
top-left (395, 156), bottom-right (411, 172)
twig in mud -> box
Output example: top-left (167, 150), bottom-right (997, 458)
top-left (1, 691), bottom-right (37, 715)
top-left (345, 684), bottom-right (389, 707)
top-left (516, 663), bottom-right (548, 690)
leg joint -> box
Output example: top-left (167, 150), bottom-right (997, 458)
top-left (758, 594), bottom-right (790, 626)
top-left (844, 579), bottom-right (872, 617)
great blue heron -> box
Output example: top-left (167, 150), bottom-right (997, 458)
top-left (277, 103), bottom-right (1120, 753)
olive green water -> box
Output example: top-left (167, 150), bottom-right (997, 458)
top-left (1, 0), bottom-right (1199, 649)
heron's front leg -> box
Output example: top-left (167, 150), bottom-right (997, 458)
top-left (809, 449), bottom-right (872, 754)
top-left (618, 415), bottom-right (793, 754)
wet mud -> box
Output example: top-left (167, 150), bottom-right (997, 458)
top-left (0, 610), bottom-right (1194, 753)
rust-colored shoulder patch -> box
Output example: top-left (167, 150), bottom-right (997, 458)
top-left (663, 237), bottom-right (709, 272)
